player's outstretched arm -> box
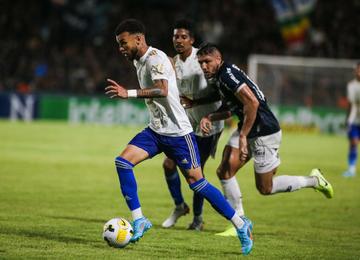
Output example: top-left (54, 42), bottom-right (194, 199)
top-left (105, 78), bottom-right (168, 99)
top-left (138, 79), bottom-right (168, 98)
top-left (105, 79), bottom-right (128, 98)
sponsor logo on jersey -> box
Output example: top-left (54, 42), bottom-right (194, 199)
top-left (226, 68), bottom-right (240, 84)
top-left (149, 50), bottom-right (158, 56)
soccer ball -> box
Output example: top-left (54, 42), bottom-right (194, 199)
top-left (103, 217), bottom-right (133, 248)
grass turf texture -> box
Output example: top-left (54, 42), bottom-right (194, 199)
top-left (0, 120), bottom-right (359, 259)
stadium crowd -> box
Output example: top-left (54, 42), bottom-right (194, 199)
top-left (0, 0), bottom-right (359, 96)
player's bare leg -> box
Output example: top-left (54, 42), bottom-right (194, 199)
top-left (216, 145), bottom-right (250, 236)
top-left (115, 145), bottom-right (153, 242)
top-left (255, 167), bottom-right (334, 198)
top-left (119, 144), bottom-right (149, 164)
top-left (217, 145), bottom-right (248, 215)
top-left (161, 158), bottom-right (189, 228)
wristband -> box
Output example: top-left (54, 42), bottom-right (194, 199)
top-left (127, 89), bottom-right (137, 98)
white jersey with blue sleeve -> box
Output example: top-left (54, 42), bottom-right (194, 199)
top-left (133, 46), bottom-right (193, 136)
top-left (347, 79), bottom-right (360, 125)
top-left (174, 47), bottom-right (224, 136)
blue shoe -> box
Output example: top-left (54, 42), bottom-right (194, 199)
top-left (342, 170), bottom-right (356, 178)
top-left (236, 217), bottom-right (254, 255)
top-left (215, 216), bottom-right (253, 237)
top-left (241, 216), bottom-right (253, 232)
top-left (130, 217), bottom-right (152, 243)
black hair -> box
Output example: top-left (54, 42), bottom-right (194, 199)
top-left (196, 42), bottom-right (222, 56)
top-left (115, 19), bottom-right (146, 36)
top-left (174, 18), bottom-right (195, 38)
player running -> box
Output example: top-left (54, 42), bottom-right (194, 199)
top-left (196, 43), bottom-right (334, 218)
top-left (105, 19), bottom-right (253, 255)
top-left (343, 62), bottom-right (360, 177)
top-left (161, 19), bottom-right (246, 231)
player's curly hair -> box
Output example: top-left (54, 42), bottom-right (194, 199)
top-left (196, 42), bottom-right (222, 57)
top-left (115, 19), bottom-right (146, 36)
top-left (174, 18), bottom-right (195, 38)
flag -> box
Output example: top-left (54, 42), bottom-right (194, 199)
top-left (271, 0), bottom-right (317, 52)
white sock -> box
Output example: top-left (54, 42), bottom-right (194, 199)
top-left (231, 213), bottom-right (244, 229)
top-left (349, 165), bottom-right (356, 174)
top-left (131, 208), bottom-right (143, 220)
top-left (271, 175), bottom-right (317, 194)
top-left (220, 176), bottom-right (245, 216)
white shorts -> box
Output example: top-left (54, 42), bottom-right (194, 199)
top-left (227, 130), bottom-right (282, 173)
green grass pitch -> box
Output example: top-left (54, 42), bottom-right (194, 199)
top-left (0, 120), bottom-right (359, 259)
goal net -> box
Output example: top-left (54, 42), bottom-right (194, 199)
top-left (247, 55), bottom-right (357, 133)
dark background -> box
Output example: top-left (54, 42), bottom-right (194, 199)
top-left (0, 0), bottom-right (359, 95)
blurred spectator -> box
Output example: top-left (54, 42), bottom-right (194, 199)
top-left (0, 0), bottom-right (359, 98)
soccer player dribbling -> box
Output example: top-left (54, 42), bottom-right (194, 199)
top-left (105, 19), bottom-right (253, 255)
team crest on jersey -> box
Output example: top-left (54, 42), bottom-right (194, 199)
top-left (149, 50), bottom-right (158, 56)
top-left (151, 64), bottom-right (164, 75)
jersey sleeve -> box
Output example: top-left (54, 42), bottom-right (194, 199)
top-left (146, 51), bottom-right (170, 82)
top-left (219, 66), bottom-right (246, 93)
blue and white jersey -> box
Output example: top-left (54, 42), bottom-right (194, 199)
top-left (215, 62), bottom-right (280, 138)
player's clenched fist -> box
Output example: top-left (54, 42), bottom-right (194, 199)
top-left (200, 116), bottom-right (212, 135)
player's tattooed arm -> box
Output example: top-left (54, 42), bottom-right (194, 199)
top-left (105, 78), bottom-right (168, 99)
top-left (137, 79), bottom-right (168, 98)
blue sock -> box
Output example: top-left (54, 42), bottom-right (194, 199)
top-left (115, 157), bottom-right (140, 210)
top-left (193, 165), bottom-right (206, 217)
top-left (349, 145), bottom-right (357, 168)
top-left (193, 192), bottom-right (204, 217)
top-left (190, 178), bottom-right (235, 220)
top-left (165, 171), bottom-right (184, 206)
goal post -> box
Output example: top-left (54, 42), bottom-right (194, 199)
top-left (247, 54), bottom-right (357, 133)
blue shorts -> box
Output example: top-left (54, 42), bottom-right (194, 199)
top-left (129, 127), bottom-right (200, 170)
top-left (348, 124), bottom-right (360, 139)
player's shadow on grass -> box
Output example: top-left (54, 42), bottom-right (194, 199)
top-left (47, 215), bottom-right (107, 223)
top-left (0, 227), bottom-right (98, 245)
top-left (152, 223), bottom-right (225, 234)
